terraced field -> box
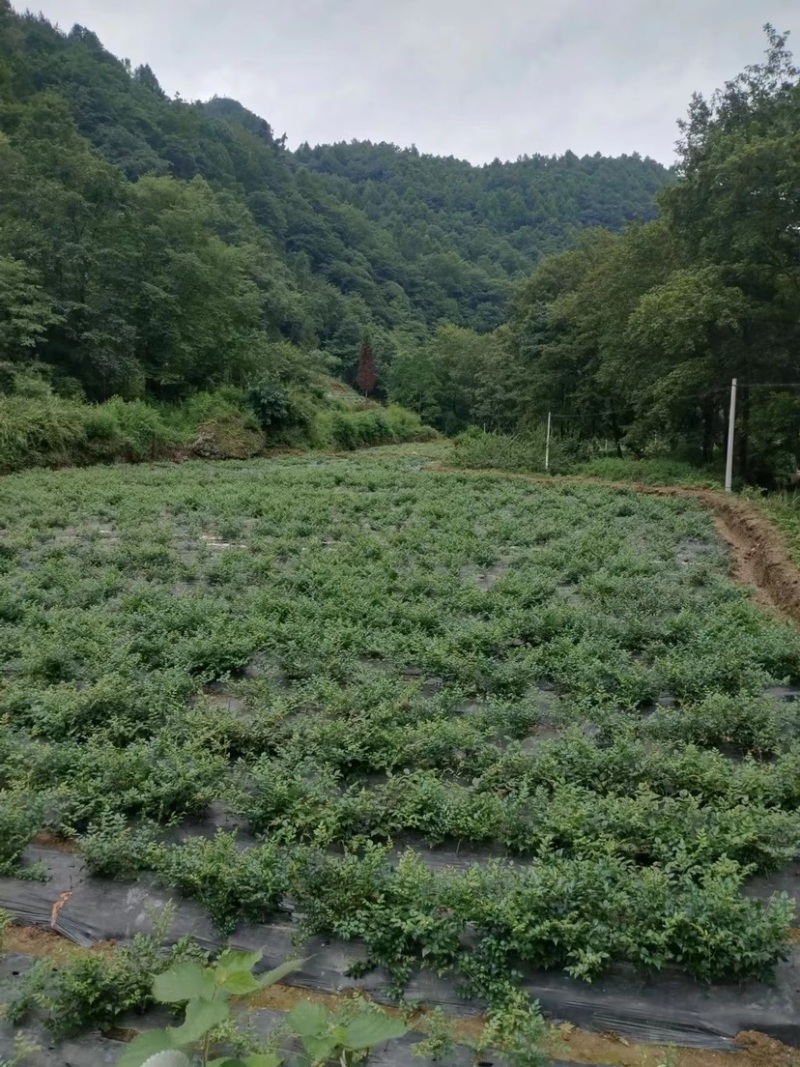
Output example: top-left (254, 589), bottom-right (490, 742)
top-left (1, 445), bottom-right (799, 1035)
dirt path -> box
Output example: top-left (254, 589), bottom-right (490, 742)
top-left (433, 464), bottom-right (800, 625)
top-left (652, 486), bottom-right (800, 622)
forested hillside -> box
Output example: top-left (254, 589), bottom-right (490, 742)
top-left (295, 140), bottom-right (668, 275)
top-left (5, 3), bottom-right (791, 486)
top-left (435, 27), bottom-right (800, 485)
top-left (0, 0), bottom-right (669, 405)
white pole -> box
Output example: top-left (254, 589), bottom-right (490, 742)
top-left (545, 411), bottom-right (552, 472)
top-left (725, 378), bottom-right (737, 492)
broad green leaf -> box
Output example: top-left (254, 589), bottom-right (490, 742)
top-left (153, 962), bottom-right (215, 1004)
top-left (116, 1030), bottom-right (176, 1067)
top-left (140, 1053), bottom-right (192, 1067)
top-left (344, 1012), bottom-right (407, 1050)
top-left (330, 1024), bottom-right (348, 1046)
top-left (219, 969), bottom-right (261, 996)
top-left (256, 958), bottom-right (304, 989)
top-left (207, 1060), bottom-right (249, 1067)
top-left (242, 1055), bottom-right (283, 1067)
top-left (285, 999), bottom-right (329, 1038)
top-left (216, 948), bottom-right (263, 974)
top-left (300, 1034), bottom-right (337, 1062)
top-left (168, 997), bottom-right (229, 1044)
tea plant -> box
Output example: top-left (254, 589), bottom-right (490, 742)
top-left (153, 833), bottom-right (287, 935)
top-left (5, 906), bottom-right (206, 1041)
top-left (481, 991), bottom-right (549, 1067)
top-left (411, 1008), bottom-right (456, 1062)
top-left (0, 791), bottom-right (45, 878)
top-left (1, 446), bottom-right (799, 1003)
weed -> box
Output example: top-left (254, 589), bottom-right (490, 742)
top-left (411, 1007), bottom-right (456, 1061)
top-left (118, 953), bottom-right (404, 1067)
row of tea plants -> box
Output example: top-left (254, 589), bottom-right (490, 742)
top-left (1, 445), bottom-right (798, 1007)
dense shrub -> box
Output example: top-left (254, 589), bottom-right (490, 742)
top-left (0, 386), bottom-right (433, 473)
top-left (0, 393), bottom-right (177, 472)
top-left (575, 455), bottom-right (721, 487)
top-left (153, 832), bottom-right (287, 934)
top-left (316, 405), bottom-right (436, 450)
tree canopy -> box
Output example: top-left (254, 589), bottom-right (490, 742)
top-left (0, 0), bottom-right (670, 402)
top-left (457, 26), bottom-right (800, 484)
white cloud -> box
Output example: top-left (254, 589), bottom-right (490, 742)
top-left (15, 0), bottom-right (800, 163)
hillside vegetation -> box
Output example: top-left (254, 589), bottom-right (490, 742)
top-left (0, 0), bottom-right (668, 443)
top-left (0, 365), bottom-right (433, 475)
top-left (1, 4), bottom-right (797, 488)
top-left (412, 27), bottom-right (800, 486)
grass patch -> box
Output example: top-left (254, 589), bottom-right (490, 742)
top-left (452, 431), bottom-right (722, 488)
top-left (574, 455), bottom-right (722, 488)
top-left (749, 490), bottom-right (800, 568)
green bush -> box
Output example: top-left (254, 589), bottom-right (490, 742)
top-left (101, 398), bottom-right (178, 460)
top-left (153, 832), bottom-right (287, 934)
top-left (315, 405), bottom-right (435, 450)
top-left (78, 813), bottom-right (162, 879)
top-left (575, 455), bottom-right (721, 487)
top-left (0, 790), bottom-right (44, 875)
top-left (0, 393), bottom-right (176, 472)
top-left (4, 908), bottom-right (206, 1041)
top-left (0, 395), bottom-right (89, 471)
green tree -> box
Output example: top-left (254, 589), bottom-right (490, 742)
top-left (0, 254), bottom-right (61, 357)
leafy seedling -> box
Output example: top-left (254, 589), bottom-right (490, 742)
top-left (118, 950), bottom-right (301, 1067)
top-left (285, 998), bottom-right (407, 1067)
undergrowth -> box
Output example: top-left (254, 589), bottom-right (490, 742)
top-left (4, 906), bottom-right (206, 1041)
top-left (452, 430), bottom-right (722, 488)
top-left (0, 371), bottom-right (433, 474)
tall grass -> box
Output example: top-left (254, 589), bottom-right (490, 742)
top-left (314, 405), bottom-right (437, 450)
top-left (0, 389), bottom-right (436, 474)
top-left (452, 429), bottom-right (723, 488)
top-left (749, 490), bottom-right (800, 567)
top-left (575, 456), bottom-right (722, 488)
top-left (0, 394), bottom-right (180, 473)
top-left (451, 427), bottom-right (574, 475)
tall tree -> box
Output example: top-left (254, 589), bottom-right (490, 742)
top-left (355, 339), bottom-right (377, 396)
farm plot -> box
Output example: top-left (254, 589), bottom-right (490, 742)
top-left (1, 446), bottom-right (799, 1029)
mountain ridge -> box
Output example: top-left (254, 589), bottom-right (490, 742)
top-left (0, 1), bottom-right (671, 397)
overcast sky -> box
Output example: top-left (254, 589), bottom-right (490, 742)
top-left (15, 0), bottom-right (799, 164)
